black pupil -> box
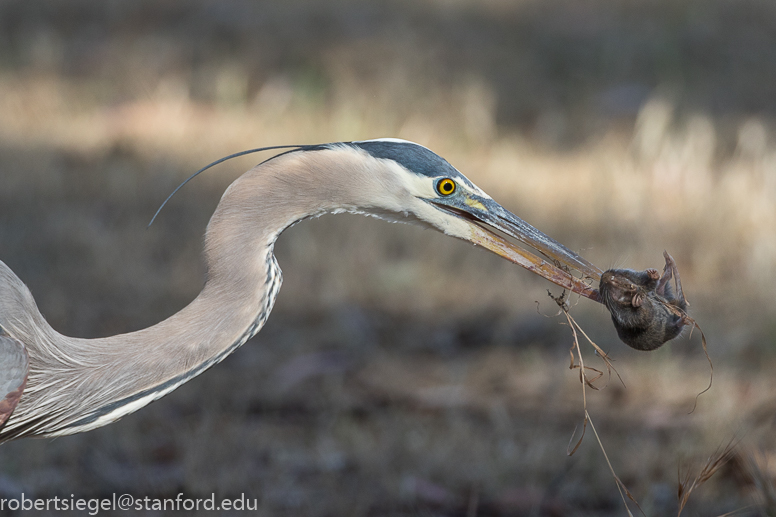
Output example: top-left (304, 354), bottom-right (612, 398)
top-left (441, 181), bottom-right (453, 193)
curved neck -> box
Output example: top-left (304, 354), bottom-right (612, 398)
top-left (2, 147), bottom-right (388, 440)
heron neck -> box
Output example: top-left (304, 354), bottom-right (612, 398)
top-left (2, 146), bottom-right (388, 439)
top-left (3, 176), bottom-right (293, 440)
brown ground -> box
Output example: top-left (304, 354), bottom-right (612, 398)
top-left (1, 1), bottom-right (776, 515)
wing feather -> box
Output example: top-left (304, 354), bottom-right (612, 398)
top-left (0, 335), bottom-right (29, 428)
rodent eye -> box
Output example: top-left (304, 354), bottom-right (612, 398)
top-left (436, 178), bottom-right (456, 196)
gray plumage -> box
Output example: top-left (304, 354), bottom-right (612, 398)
top-left (0, 140), bottom-right (600, 442)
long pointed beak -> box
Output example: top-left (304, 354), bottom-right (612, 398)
top-left (431, 196), bottom-right (603, 302)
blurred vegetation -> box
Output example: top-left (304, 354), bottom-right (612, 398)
top-left (1, 0), bottom-right (776, 515)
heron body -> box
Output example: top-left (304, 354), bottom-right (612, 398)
top-left (0, 139), bottom-right (601, 442)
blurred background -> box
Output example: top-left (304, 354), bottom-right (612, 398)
top-left (1, 0), bottom-right (776, 515)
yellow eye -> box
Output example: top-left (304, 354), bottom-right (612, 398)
top-left (436, 178), bottom-right (456, 196)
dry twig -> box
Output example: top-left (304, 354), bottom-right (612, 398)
top-left (550, 291), bottom-right (644, 517)
top-left (677, 439), bottom-right (737, 516)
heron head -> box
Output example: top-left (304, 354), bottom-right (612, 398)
top-left (346, 139), bottom-right (601, 299)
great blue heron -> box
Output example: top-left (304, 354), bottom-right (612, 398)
top-left (0, 139), bottom-right (602, 442)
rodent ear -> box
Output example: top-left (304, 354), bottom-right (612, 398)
top-left (632, 292), bottom-right (644, 307)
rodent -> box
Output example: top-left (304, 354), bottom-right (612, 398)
top-left (598, 251), bottom-right (688, 351)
